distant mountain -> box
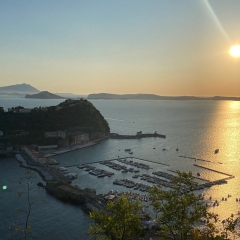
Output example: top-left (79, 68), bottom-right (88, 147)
top-left (25, 91), bottom-right (65, 99)
top-left (88, 93), bottom-right (199, 100)
top-left (88, 93), bottom-right (240, 101)
top-left (0, 83), bottom-right (40, 94)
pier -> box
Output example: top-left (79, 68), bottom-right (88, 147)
top-left (193, 164), bottom-right (234, 177)
top-left (179, 155), bottom-right (223, 164)
top-left (110, 132), bottom-right (166, 139)
top-left (65, 156), bottom-right (169, 168)
top-left (167, 169), bottom-right (210, 182)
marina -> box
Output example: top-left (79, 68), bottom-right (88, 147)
top-left (56, 156), bottom-right (235, 196)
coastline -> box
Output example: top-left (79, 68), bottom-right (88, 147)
top-left (44, 141), bottom-right (99, 157)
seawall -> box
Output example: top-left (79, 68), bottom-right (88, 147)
top-left (110, 133), bottom-right (166, 139)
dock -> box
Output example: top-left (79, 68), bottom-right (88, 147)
top-left (110, 133), bottom-right (166, 139)
top-left (193, 164), bottom-right (234, 177)
top-left (65, 157), bottom-right (169, 168)
top-left (167, 169), bottom-right (210, 182)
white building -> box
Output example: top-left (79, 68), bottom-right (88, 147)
top-left (44, 131), bottom-right (65, 139)
top-left (38, 145), bottom-right (58, 151)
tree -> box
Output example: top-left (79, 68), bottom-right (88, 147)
top-left (88, 195), bottom-right (145, 240)
top-left (10, 170), bottom-right (47, 240)
top-left (220, 214), bottom-right (239, 240)
top-left (192, 213), bottom-right (240, 240)
top-left (149, 171), bottom-right (211, 240)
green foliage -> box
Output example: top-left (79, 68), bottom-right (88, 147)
top-left (220, 215), bottom-right (239, 240)
top-left (149, 171), bottom-right (210, 240)
top-left (88, 195), bottom-right (145, 240)
top-left (0, 99), bottom-right (110, 145)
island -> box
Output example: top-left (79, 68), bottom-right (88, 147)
top-left (25, 91), bottom-right (65, 99)
top-left (88, 93), bottom-right (240, 101)
top-left (0, 83), bottom-right (40, 95)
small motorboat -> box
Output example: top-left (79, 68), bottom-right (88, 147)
top-left (214, 149), bottom-right (219, 154)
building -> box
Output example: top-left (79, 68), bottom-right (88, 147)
top-left (136, 131), bottom-right (142, 136)
top-left (23, 146), bottom-right (46, 163)
top-left (38, 145), bottom-right (58, 151)
top-left (8, 107), bottom-right (31, 113)
top-left (71, 133), bottom-right (89, 144)
top-left (0, 131), bottom-right (3, 136)
top-left (44, 131), bottom-right (66, 139)
top-left (81, 133), bottom-right (89, 142)
top-left (18, 108), bottom-right (31, 113)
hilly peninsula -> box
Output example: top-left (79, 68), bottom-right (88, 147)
top-left (0, 99), bottom-right (110, 145)
top-left (25, 91), bottom-right (65, 99)
top-left (88, 93), bottom-right (240, 101)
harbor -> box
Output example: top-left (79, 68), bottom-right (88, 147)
top-left (56, 156), bottom-right (235, 196)
top-left (16, 150), bottom-right (235, 202)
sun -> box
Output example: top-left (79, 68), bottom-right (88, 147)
top-left (229, 45), bottom-right (240, 58)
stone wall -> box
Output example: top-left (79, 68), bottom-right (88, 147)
top-left (45, 181), bottom-right (99, 204)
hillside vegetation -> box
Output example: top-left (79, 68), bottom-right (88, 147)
top-left (0, 99), bottom-right (110, 145)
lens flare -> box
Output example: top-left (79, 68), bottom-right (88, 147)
top-left (204, 0), bottom-right (231, 43)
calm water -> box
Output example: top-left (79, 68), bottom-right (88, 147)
top-left (1, 96), bottom-right (240, 239)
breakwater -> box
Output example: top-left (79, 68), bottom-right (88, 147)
top-left (179, 155), bottom-right (223, 165)
top-left (110, 132), bottom-right (166, 139)
top-left (193, 164), bottom-right (234, 177)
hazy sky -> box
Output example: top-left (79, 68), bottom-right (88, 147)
top-left (1, 0), bottom-right (240, 96)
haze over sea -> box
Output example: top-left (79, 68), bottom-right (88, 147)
top-left (1, 95), bottom-right (240, 239)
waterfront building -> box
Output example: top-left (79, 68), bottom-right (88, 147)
top-left (71, 132), bottom-right (89, 144)
top-left (23, 146), bottom-right (46, 163)
top-left (38, 145), bottom-right (58, 151)
top-left (44, 131), bottom-right (66, 139)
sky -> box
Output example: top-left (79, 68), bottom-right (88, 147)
top-left (0, 0), bottom-right (240, 96)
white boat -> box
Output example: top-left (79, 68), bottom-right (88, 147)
top-left (65, 173), bottom-right (78, 180)
top-left (58, 167), bottom-right (68, 173)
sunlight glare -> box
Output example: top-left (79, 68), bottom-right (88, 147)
top-left (229, 45), bottom-right (240, 58)
top-left (229, 101), bottom-right (240, 110)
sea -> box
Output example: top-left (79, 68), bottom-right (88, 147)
top-left (1, 95), bottom-right (240, 239)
